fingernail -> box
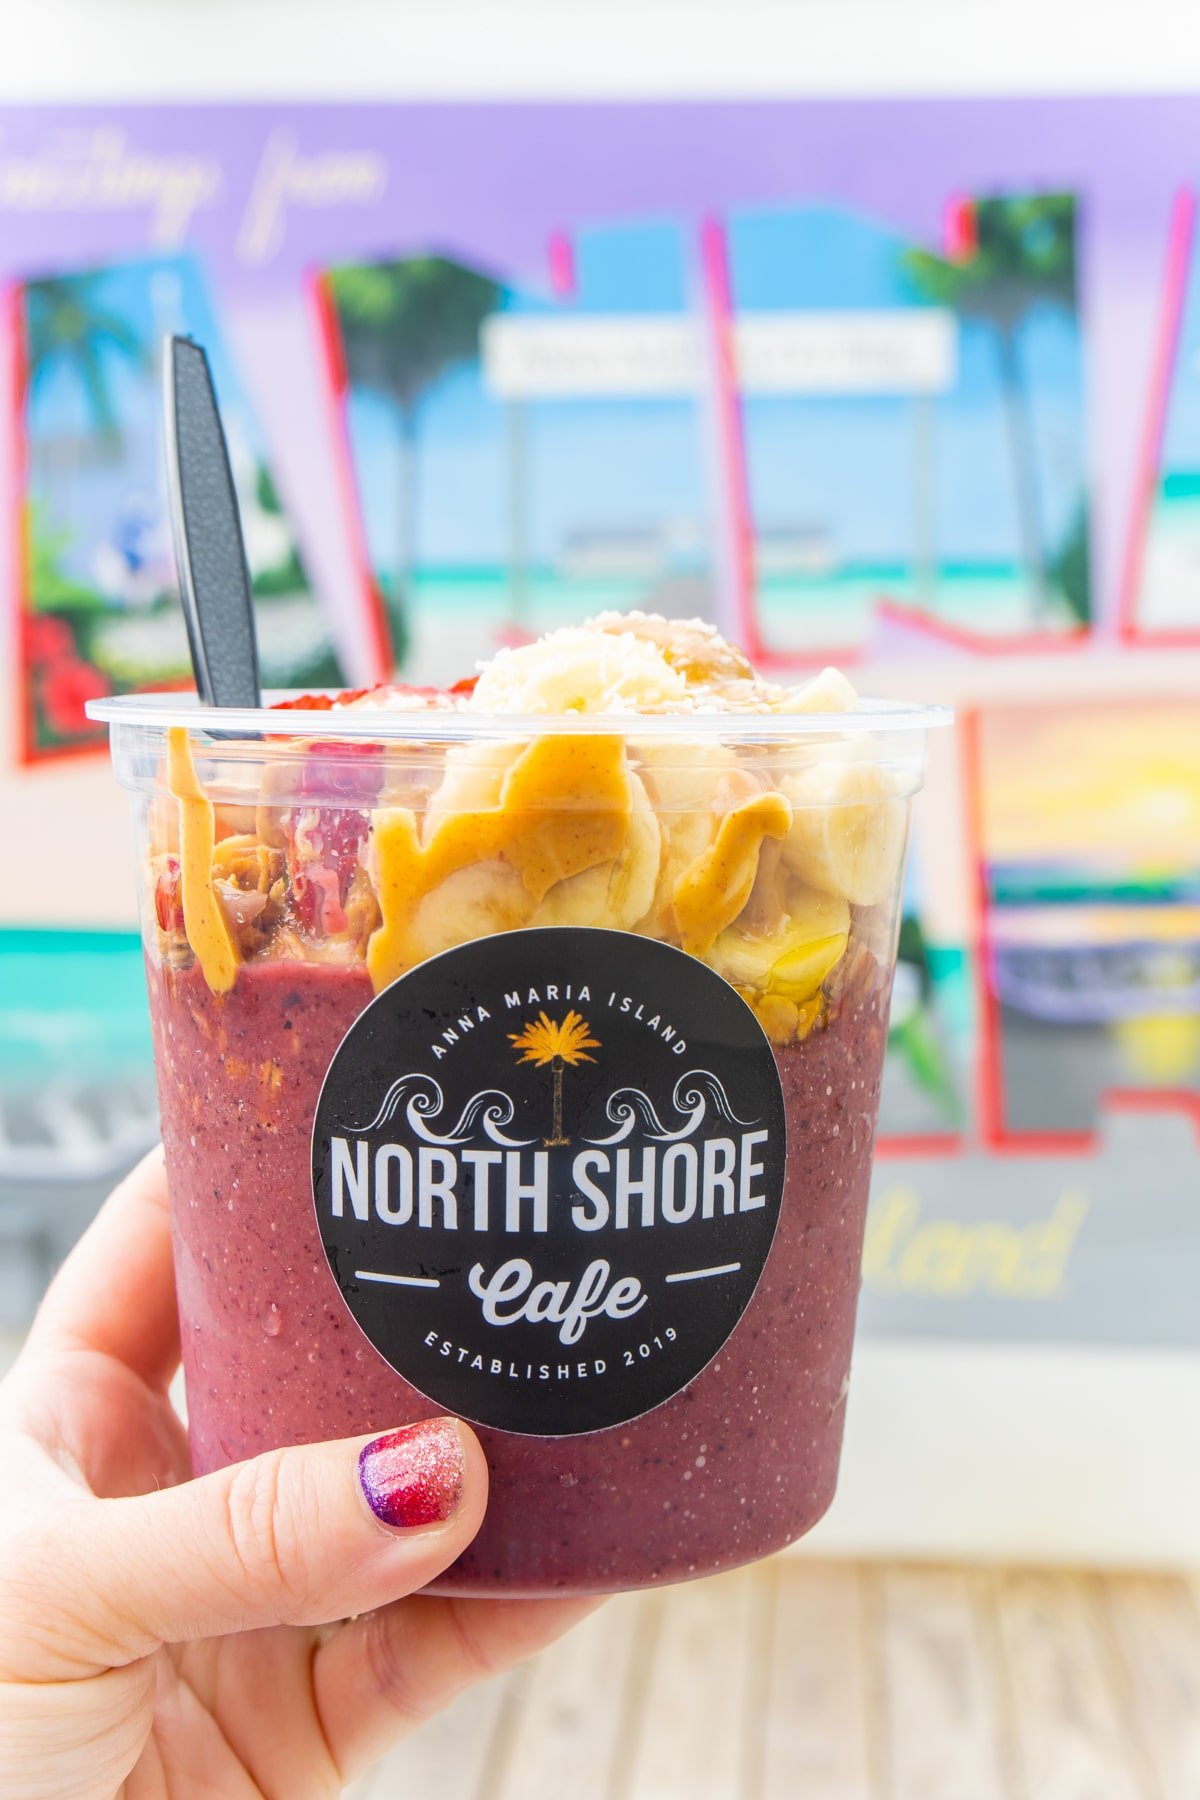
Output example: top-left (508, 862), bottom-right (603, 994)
top-left (358, 1418), bottom-right (464, 1529)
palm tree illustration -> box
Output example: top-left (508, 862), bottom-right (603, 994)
top-left (509, 1011), bottom-right (600, 1147)
top-left (26, 274), bottom-right (146, 449)
top-left (904, 195), bottom-right (1078, 623)
top-left (326, 257), bottom-right (502, 657)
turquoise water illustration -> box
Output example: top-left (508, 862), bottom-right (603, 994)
top-left (394, 561), bottom-right (1076, 681)
top-left (1139, 488), bottom-right (1200, 632)
top-left (1136, 215), bottom-right (1200, 634)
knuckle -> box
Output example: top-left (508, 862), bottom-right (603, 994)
top-left (0, 1514), bottom-right (105, 1675)
top-left (444, 1597), bottom-right (500, 1687)
top-left (362, 1606), bottom-right (429, 1726)
top-left (220, 1452), bottom-right (308, 1615)
top-left (0, 1521), bottom-right (54, 1647)
top-left (351, 1579), bottom-right (504, 1733)
top-left (360, 1603), bottom-right (498, 1731)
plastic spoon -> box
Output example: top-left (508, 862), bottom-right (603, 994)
top-left (163, 334), bottom-right (263, 710)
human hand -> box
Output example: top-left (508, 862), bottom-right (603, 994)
top-left (0, 1150), bottom-right (592, 1798)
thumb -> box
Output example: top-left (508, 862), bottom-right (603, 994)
top-left (21, 1417), bottom-right (486, 1677)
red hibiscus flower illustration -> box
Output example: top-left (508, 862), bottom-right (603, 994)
top-left (40, 655), bottom-right (111, 738)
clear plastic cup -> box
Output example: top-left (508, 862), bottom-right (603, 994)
top-left (90, 690), bottom-right (948, 1595)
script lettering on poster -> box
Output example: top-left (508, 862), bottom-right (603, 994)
top-left (0, 127), bottom-right (218, 245)
top-left (863, 1186), bottom-right (1089, 1299)
top-left (238, 129), bottom-right (388, 265)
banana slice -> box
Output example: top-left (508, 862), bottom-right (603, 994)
top-left (368, 736), bottom-right (635, 990)
top-left (403, 860), bottom-right (536, 964)
top-left (633, 740), bottom-right (739, 938)
top-left (423, 739), bottom-right (522, 836)
top-left (532, 770), bottom-right (662, 930)
top-left (468, 626), bottom-right (687, 714)
top-left (781, 666), bottom-right (860, 714)
top-left (708, 886), bottom-right (850, 1005)
top-left (672, 788), bottom-right (792, 955)
top-left (779, 754), bottom-right (906, 908)
top-left (591, 611), bottom-right (755, 686)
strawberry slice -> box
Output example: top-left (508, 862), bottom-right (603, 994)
top-left (290, 857), bottom-right (351, 936)
top-left (271, 688), bottom-right (371, 712)
top-left (154, 858), bottom-right (184, 934)
top-left (285, 801), bottom-right (370, 936)
top-left (270, 674), bottom-right (477, 936)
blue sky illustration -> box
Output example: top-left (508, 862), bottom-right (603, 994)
top-left (345, 219), bottom-right (712, 576)
top-left (345, 203), bottom-right (1087, 579)
top-left (26, 255), bottom-right (270, 592)
top-left (731, 206), bottom-right (1086, 571)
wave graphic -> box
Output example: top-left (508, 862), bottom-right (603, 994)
top-left (352, 1075), bottom-right (534, 1147)
top-left (584, 1069), bottom-right (756, 1145)
top-left (670, 1069), bottom-right (756, 1134)
top-left (585, 1087), bottom-right (674, 1146)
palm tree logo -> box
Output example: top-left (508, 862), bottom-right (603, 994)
top-left (509, 1011), bottom-right (601, 1147)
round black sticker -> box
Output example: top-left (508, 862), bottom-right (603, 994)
top-left (312, 927), bottom-right (786, 1436)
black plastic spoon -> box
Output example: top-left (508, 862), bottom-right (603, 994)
top-left (163, 334), bottom-right (263, 710)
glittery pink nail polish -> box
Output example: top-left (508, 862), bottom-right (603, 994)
top-left (358, 1418), bottom-right (464, 1528)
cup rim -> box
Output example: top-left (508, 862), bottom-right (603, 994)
top-left (87, 689), bottom-right (953, 741)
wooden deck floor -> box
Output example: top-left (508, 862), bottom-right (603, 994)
top-left (353, 1562), bottom-right (1200, 1799)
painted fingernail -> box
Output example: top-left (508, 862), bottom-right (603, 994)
top-left (358, 1418), bottom-right (464, 1529)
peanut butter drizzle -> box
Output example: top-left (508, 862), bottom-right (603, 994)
top-left (167, 727), bottom-right (240, 993)
top-left (367, 734), bottom-right (633, 992)
top-left (673, 790), bottom-right (793, 956)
